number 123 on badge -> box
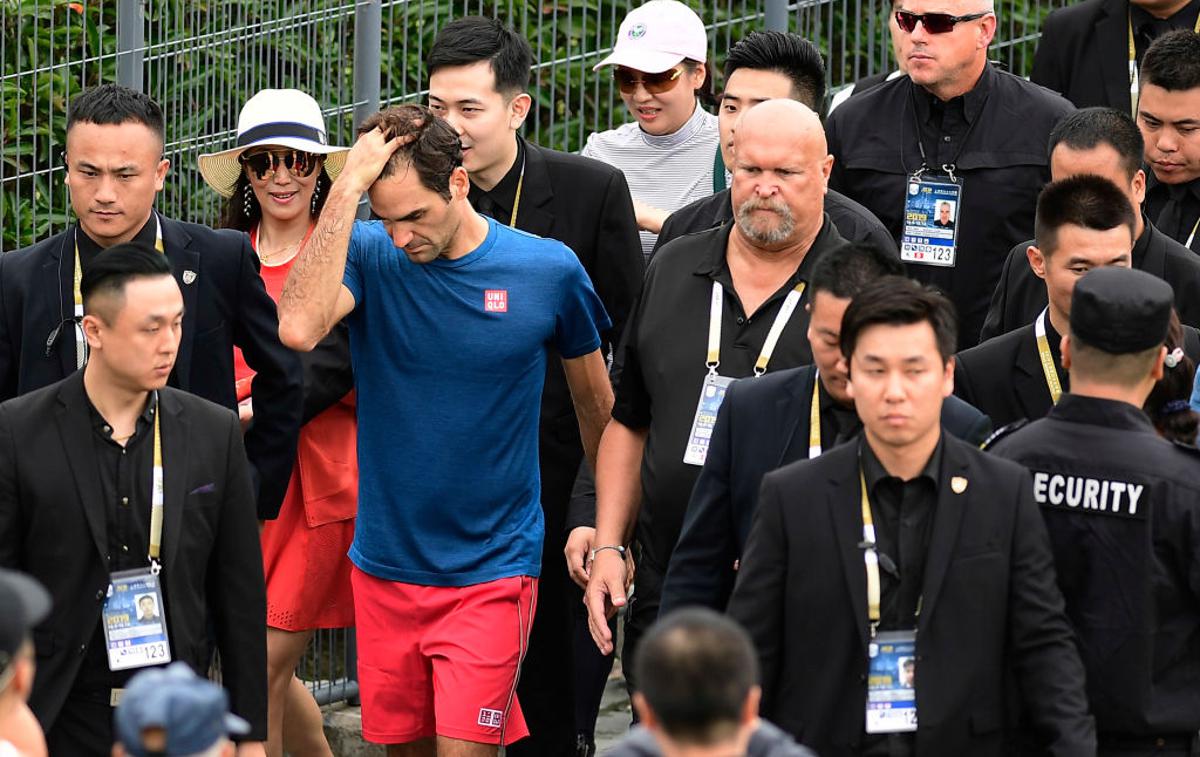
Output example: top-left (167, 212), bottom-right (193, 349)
top-left (901, 177), bottom-right (961, 268)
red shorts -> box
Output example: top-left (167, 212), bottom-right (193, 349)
top-left (351, 568), bottom-right (537, 746)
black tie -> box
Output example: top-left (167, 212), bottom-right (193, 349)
top-left (1156, 184), bottom-right (1190, 243)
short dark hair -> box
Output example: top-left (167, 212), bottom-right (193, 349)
top-left (1140, 30), bottom-right (1200, 91)
top-left (634, 609), bottom-right (758, 746)
top-left (809, 243), bottom-right (904, 300)
top-left (67, 84), bottom-right (165, 144)
top-left (428, 16), bottom-right (533, 96)
top-left (1048, 107), bottom-right (1144, 181)
top-left (723, 31), bottom-right (826, 110)
top-left (839, 276), bottom-right (958, 363)
top-left (1033, 175), bottom-right (1137, 256)
top-left (81, 243), bottom-right (174, 319)
top-left (357, 105), bottom-right (463, 201)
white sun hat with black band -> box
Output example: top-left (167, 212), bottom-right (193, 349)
top-left (198, 88), bottom-right (349, 198)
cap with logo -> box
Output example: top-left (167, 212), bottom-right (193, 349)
top-left (593, 0), bottom-right (709, 73)
top-left (115, 662), bottom-right (250, 757)
top-left (0, 569), bottom-right (50, 674)
top-left (1069, 267), bottom-right (1174, 355)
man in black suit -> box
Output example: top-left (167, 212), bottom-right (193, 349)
top-left (661, 243), bottom-right (990, 615)
top-left (0, 84), bottom-right (302, 520)
top-left (654, 31), bottom-right (896, 256)
top-left (981, 108), bottom-right (1200, 341)
top-left (1031, 0), bottom-right (1199, 113)
top-left (728, 275), bottom-right (1095, 756)
top-left (0, 245), bottom-right (267, 755)
top-left (958, 176), bottom-right (1138, 429)
top-left (425, 19), bottom-right (644, 757)
top-left (1138, 31), bottom-right (1200, 253)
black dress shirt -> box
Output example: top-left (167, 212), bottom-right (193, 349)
top-left (1131, 1), bottom-right (1200, 61)
top-left (76, 214), bottom-right (157, 269)
top-left (826, 64), bottom-right (1074, 349)
top-left (612, 218), bottom-right (848, 571)
top-left (859, 437), bottom-right (943, 757)
top-left (74, 392), bottom-right (157, 697)
top-left (468, 137), bottom-right (526, 224)
top-left (1145, 174), bottom-right (1200, 254)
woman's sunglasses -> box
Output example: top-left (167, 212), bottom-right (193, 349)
top-left (894, 10), bottom-right (988, 34)
top-left (240, 149), bottom-right (319, 180)
top-left (613, 66), bottom-right (685, 95)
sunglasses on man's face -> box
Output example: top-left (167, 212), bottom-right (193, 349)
top-left (894, 10), bottom-right (988, 34)
top-left (239, 149), bottom-right (319, 180)
top-left (613, 66), bottom-right (685, 95)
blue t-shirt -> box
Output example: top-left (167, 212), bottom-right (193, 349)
top-left (342, 217), bottom-right (610, 586)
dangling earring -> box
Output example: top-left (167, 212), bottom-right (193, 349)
top-left (243, 182), bottom-right (255, 217)
top-left (310, 181), bottom-right (322, 217)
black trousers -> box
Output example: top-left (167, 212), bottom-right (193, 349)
top-left (46, 697), bottom-right (113, 757)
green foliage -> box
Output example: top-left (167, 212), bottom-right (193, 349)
top-left (2, 0), bottom-right (1065, 252)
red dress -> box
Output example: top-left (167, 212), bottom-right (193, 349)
top-left (236, 231), bottom-right (357, 630)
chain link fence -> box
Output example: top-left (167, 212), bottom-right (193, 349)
top-left (0, 0), bottom-right (1071, 702)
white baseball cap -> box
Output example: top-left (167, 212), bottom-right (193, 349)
top-left (593, 0), bottom-right (709, 73)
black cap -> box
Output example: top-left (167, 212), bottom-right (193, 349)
top-left (1070, 267), bottom-right (1173, 354)
top-left (0, 569), bottom-right (51, 668)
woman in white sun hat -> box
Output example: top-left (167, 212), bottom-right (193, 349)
top-left (583, 0), bottom-right (718, 259)
top-left (199, 88), bottom-right (356, 757)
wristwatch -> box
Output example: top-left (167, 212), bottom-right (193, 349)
top-left (588, 544), bottom-right (627, 562)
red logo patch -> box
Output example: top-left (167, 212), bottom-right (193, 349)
top-left (484, 289), bottom-right (508, 312)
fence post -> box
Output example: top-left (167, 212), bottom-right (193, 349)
top-left (116, 0), bottom-right (145, 90)
top-left (765, 0), bottom-right (789, 32)
top-left (353, 0), bottom-right (382, 218)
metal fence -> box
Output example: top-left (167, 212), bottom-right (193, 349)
top-left (0, 0), bottom-right (1071, 700)
top-left (2, 0), bottom-right (1072, 253)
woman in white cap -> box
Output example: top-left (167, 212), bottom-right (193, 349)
top-left (199, 89), bottom-right (356, 757)
top-left (584, 0), bottom-right (718, 258)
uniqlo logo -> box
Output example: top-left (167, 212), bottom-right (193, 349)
top-left (484, 289), bottom-right (508, 312)
top-left (477, 708), bottom-right (504, 727)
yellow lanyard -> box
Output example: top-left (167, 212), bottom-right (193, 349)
top-left (705, 281), bottom-right (807, 375)
top-left (1128, 10), bottom-right (1200, 118)
top-left (1034, 308), bottom-right (1063, 405)
top-left (809, 370), bottom-right (823, 458)
top-left (1186, 215), bottom-right (1200, 250)
top-left (509, 159), bottom-right (526, 228)
top-left (149, 392), bottom-right (165, 572)
top-left (860, 469), bottom-right (881, 635)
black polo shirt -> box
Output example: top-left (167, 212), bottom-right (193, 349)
top-left (612, 216), bottom-right (847, 571)
top-left (1145, 174), bottom-right (1200, 254)
top-left (1131, 1), bottom-right (1200, 62)
top-left (826, 63), bottom-right (1074, 349)
top-left (653, 187), bottom-right (899, 258)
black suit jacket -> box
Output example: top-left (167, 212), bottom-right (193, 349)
top-left (0, 372), bottom-right (267, 739)
top-left (980, 221), bottom-right (1200, 341)
top-left (1030, 0), bottom-right (1134, 110)
top-left (727, 436), bottom-right (1095, 757)
top-left (959, 318), bottom-right (1200, 429)
top-left (661, 364), bottom-right (992, 614)
top-left (654, 187), bottom-right (899, 257)
top-left (0, 216), bottom-right (303, 519)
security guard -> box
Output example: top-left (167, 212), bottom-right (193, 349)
top-left (1138, 31), bottom-right (1200, 254)
top-left (825, 0), bottom-right (1074, 348)
top-left (956, 175), bottom-right (1136, 428)
top-left (988, 266), bottom-right (1200, 755)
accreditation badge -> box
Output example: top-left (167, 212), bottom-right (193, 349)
top-left (682, 374), bottom-right (736, 466)
top-left (900, 174), bottom-right (962, 268)
top-left (102, 568), bottom-right (172, 671)
top-left (866, 630), bottom-right (918, 733)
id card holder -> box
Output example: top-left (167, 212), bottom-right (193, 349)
top-left (866, 630), bottom-right (917, 733)
top-left (102, 568), bottom-right (172, 671)
top-left (901, 173), bottom-right (962, 268)
top-left (682, 373), bottom-right (735, 466)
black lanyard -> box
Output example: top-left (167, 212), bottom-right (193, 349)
top-left (905, 83), bottom-right (988, 180)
